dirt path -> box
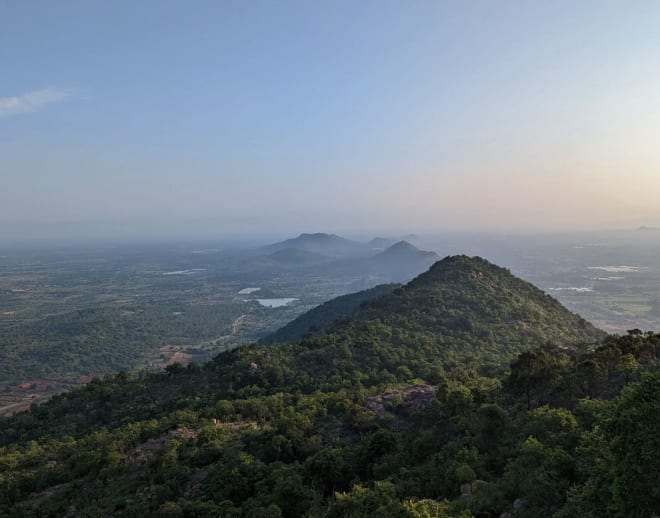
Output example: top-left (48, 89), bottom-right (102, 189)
top-left (0, 400), bottom-right (33, 417)
top-left (231, 314), bottom-right (247, 335)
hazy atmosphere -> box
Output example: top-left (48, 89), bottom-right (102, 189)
top-left (4, 3), bottom-right (660, 516)
top-left (3, 1), bottom-right (660, 241)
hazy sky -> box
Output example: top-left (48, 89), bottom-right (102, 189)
top-left (2, 1), bottom-right (660, 240)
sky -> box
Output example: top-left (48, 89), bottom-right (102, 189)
top-left (2, 0), bottom-right (660, 241)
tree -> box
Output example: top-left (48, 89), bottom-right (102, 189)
top-left (507, 350), bottom-right (557, 409)
top-left (326, 481), bottom-right (407, 517)
top-left (603, 369), bottom-right (660, 516)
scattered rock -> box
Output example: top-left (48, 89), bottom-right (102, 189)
top-left (130, 427), bottom-right (198, 463)
top-left (365, 384), bottom-right (438, 418)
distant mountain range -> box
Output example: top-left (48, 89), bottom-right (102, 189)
top-left (368, 234), bottom-right (418, 250)
top-left (371, 240), bottom-right (438, 263)
top-left (249, 233), bottom-right (438, 283)
top-left (262, 233), bottom-right (371, 258)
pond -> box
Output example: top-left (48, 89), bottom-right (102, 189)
top-left (256, 298), bottom-right (299, 308)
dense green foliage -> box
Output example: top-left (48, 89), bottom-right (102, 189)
top-left (261, 283), bottom-right (400, 344)
top-left (0, 303), bottom-right (243, 387)
top-left (1, 256), bottom-right (656, 517)
top-left (356, 256), bottom-right (603, 349)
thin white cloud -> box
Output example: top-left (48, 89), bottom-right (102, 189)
top-left (0, 88), bottom-right (70, 118)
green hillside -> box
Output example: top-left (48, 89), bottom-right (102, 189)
top-left (352, 256), bottom-right (604, 361)
top-left (1, 256), bottom-right (658, 517)
top-left (260, 283), bottom-right (400, 344)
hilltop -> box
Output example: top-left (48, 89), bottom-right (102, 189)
top-left (353, 255), bottom-right (603, 354)
top-left (357, 241), bottom-right (439, 282)
top-left (370, 240), bottom-right (439, 266)
top-left (263, 254), bottom-right (597, 360)
top-left (368, 235), bottom-right (418, 250)
top-left (262, 233), bottom-right (371, 258)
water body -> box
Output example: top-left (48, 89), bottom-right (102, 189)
top-left (238, 287), bottom-right (261, 294)
top-left (588, 266), bottom-right (644, 273)
top-left (162, 269), bottom-right (206, 276)
top-left (548, 287), bottom-right (594, 293)
top-left (256, 298), bottom-right (298, 308)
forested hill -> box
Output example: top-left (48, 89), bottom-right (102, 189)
top-left (226, 256), bottom-right (604, 397)
top-left (260, 256), bottom-right (603, 377)
top-left (274, 255), bottom-right (604, 351)
top-left (260, 283), bottom-right (400, 344)
top-left (354, 255), bottom-right (604, 349)
top-left (4, 257), bottom-right (658, 517)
